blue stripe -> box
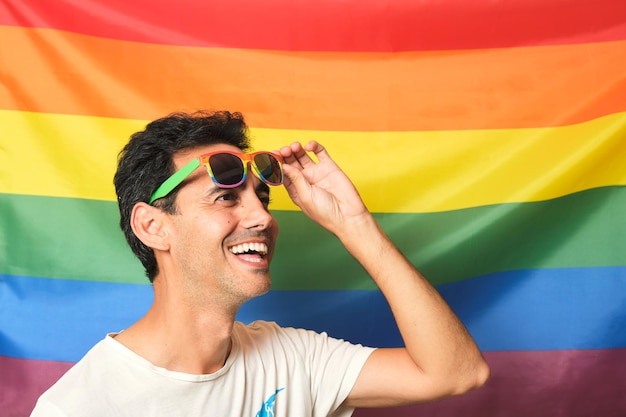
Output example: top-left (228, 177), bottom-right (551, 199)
top-left (1, 266), bottom-right (625, 362)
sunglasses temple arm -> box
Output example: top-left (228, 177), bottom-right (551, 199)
top-left (149, 158), bottom-right (201, 204)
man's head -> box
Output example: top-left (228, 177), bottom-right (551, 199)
top-left (114, 110), bottom-right (250, 281)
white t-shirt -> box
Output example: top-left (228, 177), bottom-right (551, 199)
top-left (31, 320), bottom-right (375, 417)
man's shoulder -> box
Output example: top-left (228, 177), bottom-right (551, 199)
top-left (44, 337), bottom-right (116, 387)
top-left (234, 320), bottom-right (366, 356)
top-left (234, 320), bottom-right (315, 342)
top-left (236, 319), bottom-right (279, 331)
top-left (31, 337), bottom-right (116, 415)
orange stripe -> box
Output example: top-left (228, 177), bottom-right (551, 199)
top-left (1, 26), bottom-right (625, 131)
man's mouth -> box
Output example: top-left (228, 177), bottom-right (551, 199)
top-left (229, 242), bottom-right (269, 262)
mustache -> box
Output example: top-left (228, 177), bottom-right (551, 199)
top-left (227, 229), bottom-right (274, 244)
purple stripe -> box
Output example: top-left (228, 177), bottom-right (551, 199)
top-left (354, 349), bottom-right (626, 417)
top-left (0, 355), bottom-right (72, 415)
top-left (4, 349), bottom-right (626, 415)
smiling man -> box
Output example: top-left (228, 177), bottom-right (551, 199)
top-left (31, 110), bottom-right (489, 417)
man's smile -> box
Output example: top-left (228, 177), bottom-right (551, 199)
top-left (229, 241), bottom-right (270, 263)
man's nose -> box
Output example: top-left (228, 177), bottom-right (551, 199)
top-left (240, 187), bottom-right (274, 230)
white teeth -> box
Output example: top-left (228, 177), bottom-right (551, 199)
top-left (230, 242), bottom-right (268, 255)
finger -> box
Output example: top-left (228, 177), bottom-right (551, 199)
top-left (303, 140), bottom-right (321, 152)
top-left (304, 140), bottom-right (332, 163)
top-left (281, 141), bottom-right (318, 170)
top-left (291, 141), bottom-right (321, 169)
top-left (279, 143), bottom-right (304, 170)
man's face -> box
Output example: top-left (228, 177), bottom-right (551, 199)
top-left (161, 143), bottom-right (279, 308)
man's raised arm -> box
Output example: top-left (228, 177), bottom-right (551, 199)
top-left (279, 141), bottom-right (490, 407)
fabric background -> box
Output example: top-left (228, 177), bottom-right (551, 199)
top-left (1, 1), bottom-right (625, 415)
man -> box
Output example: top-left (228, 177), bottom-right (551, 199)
top-left (31, 110), bottom-right (489, 416)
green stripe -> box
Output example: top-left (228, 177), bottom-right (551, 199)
top-left (1, 186), bottom-right (624, 289)
top-left (0, 195), bottom-right (144, 283)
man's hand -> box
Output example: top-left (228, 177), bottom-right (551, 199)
top-left (278, 141), bottom-right (370, 235)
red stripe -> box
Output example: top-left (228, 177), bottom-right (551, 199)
top-left (1, 0), bottom-right (625, 52)
top-left (5, 349), bottom-right (626, 415)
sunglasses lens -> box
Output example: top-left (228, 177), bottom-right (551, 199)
top-left (208, 153), bottom-right (245, 186)
top-left (254, 153), bottom-right (283, 185)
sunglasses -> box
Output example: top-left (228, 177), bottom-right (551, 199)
top-left (149, 150), bottom-right (284, 204)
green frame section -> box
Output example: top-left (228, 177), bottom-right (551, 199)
top-left (149, 158), bottom-right (200, 204)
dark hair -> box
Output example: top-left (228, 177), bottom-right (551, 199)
top-left (113, 110), bottom-right (250, 282)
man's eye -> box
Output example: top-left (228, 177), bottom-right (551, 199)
top-left (258, 194), bottom-right (271, 207)
top-left (216, 192), bottom-right (237, 202)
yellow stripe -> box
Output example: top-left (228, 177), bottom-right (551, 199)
top-left (2, 110), bottom-right (625, 213)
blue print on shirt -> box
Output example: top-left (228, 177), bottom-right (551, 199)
top-left (255, 388), bottom-right (285, 417)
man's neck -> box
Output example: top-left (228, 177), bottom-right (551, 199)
top-left (113, 298), bottom-right (237, 375)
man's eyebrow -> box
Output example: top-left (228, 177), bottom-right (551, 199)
top-left (203, 185), bottom-right (226, 198)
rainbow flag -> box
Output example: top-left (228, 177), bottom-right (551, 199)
top-left (2, 0), bottom-right (625, 415)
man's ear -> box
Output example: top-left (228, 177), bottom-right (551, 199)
top-left (130, 202), bottom-right (170, 251)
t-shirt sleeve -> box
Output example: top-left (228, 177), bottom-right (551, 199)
top-left (276, 325), bottom-right (376, 417)
top-left (30, 397), bottom-right (68, 417)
